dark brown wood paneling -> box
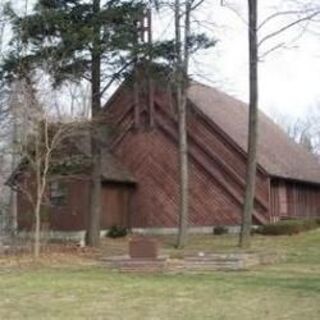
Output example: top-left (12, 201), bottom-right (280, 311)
top-left (106, 85), bottom-right (271, 227)
top-left (101, 183), bottom-right (132, 228)
top-left (286, 182), bottom-right (320, 218)
top-left (17, 175), bottom-right (90, 231)
top-left (270, 179), bottom-right (320, 220)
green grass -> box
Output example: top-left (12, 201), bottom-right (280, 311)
top-left (1, 231), bottom-right (320, 319)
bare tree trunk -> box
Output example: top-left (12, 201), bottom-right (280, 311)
top-left (34, 119), bottom-right (51, 258)
top-left (176, 81), bottom-right (189, 249)
top-left (34, 187), bottom-right (41, 258)
top-left (8, 160), bottom-right (17, 237)
top-left (20, 77), bottom-right (46, 259)
top-left (33, 123), bottom-right (42, 259)
top-left (8, 108), bottom-right (18, 236)
top-left (87, 138), bottom-right (101, 247)
top-left (176, 0), bottom-right (191, 249)
top-left (240, 0), bottom-right (258, 248)
top-left (87, 0), bottom-right (102, 247)
top-left (8, 190), bottom-right (17, 236)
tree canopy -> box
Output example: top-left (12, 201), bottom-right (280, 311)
top-left (1, 0), bottom-right (150, 86)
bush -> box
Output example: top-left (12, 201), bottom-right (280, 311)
top-left (302, 219), bottom-right (320, 230)
top-left (213, 226), bottom-right (228, 235)
top-left (256, 219), bottom-right (320, 236)
top-left (107, 225), bottom-right (128, 238)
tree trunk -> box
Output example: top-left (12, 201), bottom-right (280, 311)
top-left (240, 0), bottom-right (258, 248)
top-left (87, 0), bottom-right (102, 247)
top-left (176, 0), bottom-right (190, 249)
top-left (33, 119), bottom-right (51, 259)
top-left (34, 193), bottom-right (41, 258)
top-left (8, 191), bottom-right (17, 237)
top-left (87, 138), bottom-right (102, 247)
top-left (34, 135), bottom-right (42, 259)
top-left (7, 92), bottom-right (19, 237)
top-left (176, 81), bottom-right (188, 249)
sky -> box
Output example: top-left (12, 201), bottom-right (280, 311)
top-left (154, 0), bottom-right (320, 120)
top-left (1, 0), bottom-right (320, 121)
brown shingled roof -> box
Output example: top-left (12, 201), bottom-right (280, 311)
top-left (73, 132), bottom-right (136, 184)
top-left (100, 150), bottom-right (136, 184)
top-left (188, 82), bottom-right (320, 184)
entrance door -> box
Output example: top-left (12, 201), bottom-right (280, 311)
top-left (101, 183), bottom-right (132, 228)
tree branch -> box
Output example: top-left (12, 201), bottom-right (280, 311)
top-left (258, 11), bottom-right (320, 47)
top-left (99, 59), bottom-right (134, 98)
top-left (258, 9), bottom-right (316, 30)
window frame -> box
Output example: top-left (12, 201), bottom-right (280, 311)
top-left (49, 180), bottom-right (68, 207)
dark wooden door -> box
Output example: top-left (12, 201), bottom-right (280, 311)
top-left (101, 183), bottom-right (131, 228)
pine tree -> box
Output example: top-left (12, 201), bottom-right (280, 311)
top-left (1, 0), bottom-right (214, 248)
top-left (1, 0), bottom-right (147, 247)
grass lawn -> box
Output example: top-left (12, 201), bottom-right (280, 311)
top-left (0, 231), bottom-right (319, 320)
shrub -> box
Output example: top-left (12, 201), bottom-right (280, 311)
top-left (302, 219), bottom-right (319, 230)
top-left (213, 226), bottom-right (228, 235)
top-left (256, 219), bottom-right (320, 236)
top-left (107, 225), bottom-right (128, 238)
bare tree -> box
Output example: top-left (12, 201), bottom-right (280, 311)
top-left (239, 0), bottom-right (258, 248)
top-left (174, 0), bottom-right (193, 248)
top-left (272, 105), bottom-right (320, 156)
top-left (170, 0), bottom-right (213, 248)
top-left (7, 79), bottom-right (86, 258)
top-left (219, 1), bottom-right (320, 248)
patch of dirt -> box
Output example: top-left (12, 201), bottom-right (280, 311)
top-left (0, 243), bottom-right (100, 270)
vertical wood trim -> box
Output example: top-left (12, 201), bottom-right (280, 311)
top-left (279, 181), bottom-right (288, 216)
top-left (149, 78), bottom-right (155, 128)
top-left (267, 177), bottom-right (271, 222)
top-left (147, 8), bottom-right (154, 128)
top-left (134, 70), bottom-right (140, 129)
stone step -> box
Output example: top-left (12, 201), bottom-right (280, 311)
top-left (101, 252), bottom-right (281, 272)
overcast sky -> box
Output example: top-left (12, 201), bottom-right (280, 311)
top-left (2, 0), bottom-right (320, 120)
top-left (154, 0), bottom-right (320, 120)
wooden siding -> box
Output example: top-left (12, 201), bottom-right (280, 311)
top-left (270, 181), bottom-right (280, 222)
top-left (106, 86), bottom-right (271, 227)
top-left (17, 175), bottom-right (133, 231)
top-left (113, 129), bottom-right (242, 227)
top-left (286, 182), bottom-right (320, 218)
top-left (17, 175), bottom-right (90, 231)
top-left (17, 82), bottom-right (320, 231)
top-left (156, 94), bottom-right (270, 211)
top-left (270, 179), bottom-right (320, 219)
top-left (101, 182), bottom-right (133, 228)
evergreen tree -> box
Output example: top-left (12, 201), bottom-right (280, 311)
top-left (1, 0), bottom-right (214, 247)
top-left (1, 0), bottom-right (147, 247)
